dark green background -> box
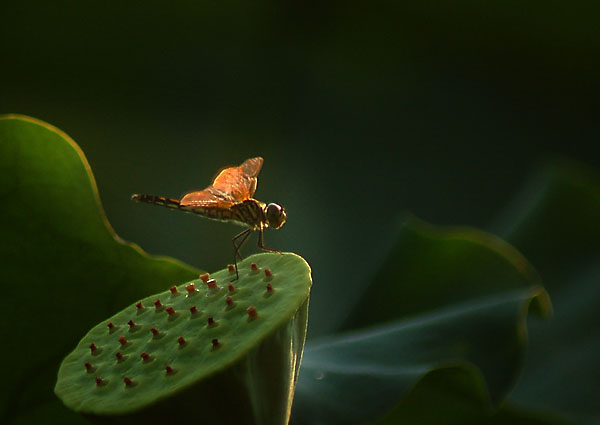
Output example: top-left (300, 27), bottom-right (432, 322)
top-left (1, 1), bottom-right (598, 337)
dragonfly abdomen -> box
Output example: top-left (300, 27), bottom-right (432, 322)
top-left (132, 194), bottom-right (237, 222)
top-left (132, 195), bottom-right (265, 228)
top-left (131, 194), bottom-right (182, 209)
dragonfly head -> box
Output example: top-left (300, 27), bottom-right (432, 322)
top-left (265, 203), bottom-right (287, 229)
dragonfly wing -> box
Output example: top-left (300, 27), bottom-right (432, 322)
top-left (211, 157), bottom-right (263, 201)
top-left (180, 157), bottom-right (263, 207)
top-left (240, 157), bottom-right (263, 178)
top-left (180, 188), bottom-right (236, 209)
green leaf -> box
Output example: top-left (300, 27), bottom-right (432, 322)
top-left (294, 286), bottom-right (547, 425)
top-left (55, 252), bottom-right (312, 425)
top-left (495, 160), bottom-right (600, 284)
top-left (374, 366), bottom-right (495, 425)
top-left (0, 115), bottom-right (199, 425)
top-left (342, 215), bottom-right (542, 328)
top-left (494, 160), bottom-right (600, 424)
top-left (292, 218), bottom-right (548, 425)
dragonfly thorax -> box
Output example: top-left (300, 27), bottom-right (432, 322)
top-left (265, 203), bottom-right (286, 229)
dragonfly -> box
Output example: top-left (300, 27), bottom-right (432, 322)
top-left (132, 157), bottom-right (286, 280)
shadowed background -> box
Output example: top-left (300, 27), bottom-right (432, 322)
top-left (1, 0), bottom-right (598, 337)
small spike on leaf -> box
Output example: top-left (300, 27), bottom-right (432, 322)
top-left (177, 336), bottom-right (186, 346)
top-left (95, 376), bottom-right (103, 386)
top-left (190, 306), bottom-right (198, 315)
top-left (266, 283), bottom-right (273, 293)
top-left (169, 286), bottom-right (178, 294)
top-left (124, 377), bottom-right (133, 387)
top-left (136, 302), bottom-right (144, 311)
top-left (165, 365), bottom-right (174, 375)
top-left (118, 336), bottom-right (127, 346)
top-left (166, 306), bottom-right (176, 316)
top-left (200, 273), bottom-right (210, 283)
top-left (265, 268), bottom-right (272, 278)
top-left (85, 362), bottom-right (94, 372)
top-left (228, 282), bottom-right (235, 292)
top-left (212, 338), bottom-right (220, 348)
top-left (247, 306), bottom-right (257, 319)
top-left (251, 263), bottom-right (258, 271)
top-left (116, 352), bottom-right (123, 361)
top-left (206, 279), bottom-right (217, 289)
top-left (128, 320), bottom-right (136, 328)
top-left (107, 322), bottom-right (115, 331)
top-left (185, 283), bottom-right (196, 294)
top-left (154, 299), bottom-right (162, 309)
top-left (227, 264), bottom-right (235, 273)
top-left (207, 317), bottom-right (215, 326)
top-left (89, 343), bottom-right (97, 353)
top-left (226, 296), bottom-right (234, 307)
top-left (151, 327), bottom-right (159, 337)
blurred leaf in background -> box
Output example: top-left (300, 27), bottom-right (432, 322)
top-left (291, 160), bottom-right (600, 425)
top-left (494, 161), bottom-right (600, 424)
top-left (291, 215), bottom-right (551, 424)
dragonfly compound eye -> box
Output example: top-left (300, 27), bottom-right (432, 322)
top-left (266, 203), bottom-right (286, 229)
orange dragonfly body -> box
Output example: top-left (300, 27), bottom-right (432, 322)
top-left (132, 157), bottom-right (286, 279)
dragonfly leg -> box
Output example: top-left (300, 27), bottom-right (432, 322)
top-left (231, 228), bottom-right (252, 280)
top-left (257, 227), bottom-right (281, 254)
